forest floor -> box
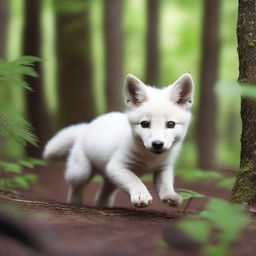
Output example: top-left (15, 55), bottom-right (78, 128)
top-left (0, 162), bottom-right (255, 256)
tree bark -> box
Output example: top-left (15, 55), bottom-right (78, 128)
top-left (231, 0), bottom-right (256, 206)
top-left (0, 0), bottom-right (8, 58)
top-left (0, 0), bottom-right (8, 159)
top-left (196, 0), bottom-right (220, 170)
top-left (104, 0), bottom-right (123, 112)
top-left (56, 1), bottom-right (95, 127)
top-left (23, 0), bottom-right (53, 157)
top-left (145, 0), bottom-right (159, 86)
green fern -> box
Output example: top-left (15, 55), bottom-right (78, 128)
top-left (0, 56), bottom-right (42, 193)
top-left (0, 56), bottom-right (41, 146)
top-left (0, 108), bottom-right (37, 146)
top-left (0, 56), bottom-right (41, 91)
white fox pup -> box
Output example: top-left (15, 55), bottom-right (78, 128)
top-left (43, 73), bottom-right (194, 208)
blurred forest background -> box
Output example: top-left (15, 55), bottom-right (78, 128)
top-left (0, 0), bottom-right (239, 172)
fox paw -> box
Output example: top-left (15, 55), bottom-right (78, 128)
top-left (161, 193), bottom-right (182, 207)
top-left (131, 191), bottom-right (153, 208)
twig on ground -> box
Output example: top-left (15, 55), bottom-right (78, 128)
top-left (182, 198), bottom-right (193, 215)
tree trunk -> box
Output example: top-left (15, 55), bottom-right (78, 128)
top-left (104, 0), bottom-right (123, 112)
top-left (56, 1), bottom-right (95, 127)
top-left (231, 0), bottom-right (256, 206)
top-left (196, 0), bottom-right (220, 170)
top-left (145, 0), bottom-right (159, 86)
top-left (0, 0), bottom-right (8, 58)
top-left (0, 0), bottom-right (8, 159)
top-left (23, 0), bottom-right (53, 157)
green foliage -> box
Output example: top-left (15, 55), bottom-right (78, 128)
top-left (0, 108), bottom-right (37, 146)
top-left (0, 158), bottom-right (45, 193)
top-left (19, 157), bottom-right (46, 167)
top-left (178, 219), bottom-right (210, 243)
top-left (0, 57), bottom-right (42, 193)
top-left (177, 198), bottom-right (250, 256)
top-left (0, 161), bottom-right (22, 174)
top-left (0, 174), bottom-right (38, 193)
top-left (200, 199), bottom-right (249, 245)
top-left (0, 56), bottom-right (41, 147)
top-left (178, 188), bottom-right (206, 201)
top-left (0, 56), bottom-right (41, 91)
top-left (202, 245), bottom-right (228, 256)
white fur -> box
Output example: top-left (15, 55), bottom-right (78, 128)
top-left (43, 123), bottom-right (88, 161)
top-left (43, 73), bottom-right (194, 208)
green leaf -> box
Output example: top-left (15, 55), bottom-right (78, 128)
top-left (12, 65), bottom-right (39, 78)
top-left (13, 176), bottom-right (30, 189)
top-left (177, 220), bottom-right (210, 243)
top-left (0, 176), bottom-right (21, 193)
top-left (22, 174), bottom-right (38, 182)
top-left (202, 244), bottom-right (228, 256)
top-left (27, 157), bottom-right (46, 166)
top-left (0, 108), bottom-right (38, 146)
top-left (0, 185), bottom-right (19, 194)
top-left (178, 188), bottom-right (206, 200)
top-left (0, 161), bottom-right (22, 173)
top-left (0, 56), bottom-right (41, 91)
top-left (18, 160), bottom-right (35, 168)
top-left (12, 56), bottom-right (41, 66)
top-left (200, 199), bottom-right (250, 244)
top-left (0, 75), bottom-right (32, 91)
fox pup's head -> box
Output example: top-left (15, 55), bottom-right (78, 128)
top-left (124, 73), bottom-right (194, 154)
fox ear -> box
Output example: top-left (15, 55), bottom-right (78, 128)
top-left (169, 73), bottom-right (194, 110)
top-left (124, 74), bottom-right (148, 109)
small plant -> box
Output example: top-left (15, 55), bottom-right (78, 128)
top-left (0, 56), bottom-right (42, 193)
top-left (178, 188), bottom-right (206, 214)
top-left (0, 158), bottom-right (45, 193)
top-left (179, 188), bottom-right (206, 201)
top-left (176, 198), bottom-right (250, 256)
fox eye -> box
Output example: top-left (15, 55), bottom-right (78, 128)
top-left (140, 121), bottom-right (150, 128)
top-left (166, 121), bottom-right (176, 128)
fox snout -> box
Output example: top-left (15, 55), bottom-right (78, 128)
top-left (151, 140), bottom-right (165, 154)
top-left (152, 140), bottom-right (164, 150)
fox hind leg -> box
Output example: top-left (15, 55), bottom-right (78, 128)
top-left (94, 178), bottom-right (117, 208)
top-left (67, 183), bottom-right (88, 205)
top-left (65, 144), bottom-right (93, 205)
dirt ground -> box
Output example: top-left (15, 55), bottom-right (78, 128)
top-left (0, 162), bottom-right (255, 256)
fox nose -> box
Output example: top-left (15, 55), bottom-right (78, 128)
top-left (152, 140), bottom-right (164, 150)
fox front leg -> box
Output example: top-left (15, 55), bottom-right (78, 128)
top-left (106, 161), bottom-right (152, 208)
top-left (154, 168), bottom-right (182, 207)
